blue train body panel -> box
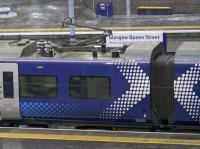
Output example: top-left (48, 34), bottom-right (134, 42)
top-left (174, 61), bottom-right (200, 125)
top-left (17, 59), bottom-right (152, 124)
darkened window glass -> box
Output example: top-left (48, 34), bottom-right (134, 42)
top-left (20, 76), bottom-right (57, 98)
top-left (70, 76), bottom-right (111, 99)
top-left (3, 72), bottom-right (14, 98)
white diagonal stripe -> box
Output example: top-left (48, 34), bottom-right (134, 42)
top-left (100, 59), bottom-right (150, 120)
top-left (174, 63), bottom-right (200, 121)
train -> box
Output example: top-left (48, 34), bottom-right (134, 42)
top-left (0, 39), bottom-right (199, 128)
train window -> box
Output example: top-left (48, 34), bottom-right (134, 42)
top-left (70, 76), bottom-right (111, 100)
top-left (19, 76), bottom-right (57, 98)
top-left (3, 72), bottom-right (14, 98)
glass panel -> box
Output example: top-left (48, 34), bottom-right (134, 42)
top-left (70, 76), bottom-right (111, 100)
top-left (3, 72), bottom-right (14, 98)
top-left (20, 76), bottom-right (57, 98)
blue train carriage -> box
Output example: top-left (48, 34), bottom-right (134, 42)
top-left (0, 39), bottom-right (199, 128)
top-left (174, 42), bottom-right (200, 125)
top-left (0, 40), bottom-right (163, 127)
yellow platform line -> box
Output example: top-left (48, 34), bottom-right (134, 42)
top-left (0, 26), bottom-right (200, 32)
top-left (0, 132), bottom-right (199, 146)
top-left (138, 6), bottom-right (171, 9)
top-left (107, 26), bottom-right (200, 30)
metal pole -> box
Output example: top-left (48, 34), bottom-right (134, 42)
top-left (126, 0), bottom-right (131, 17)
top-left (68, 0), bottom-right (76, 42)
top-left (31, 0), bottom-right (39, 5)
top-left (93, 0), bottom-right (95, 12)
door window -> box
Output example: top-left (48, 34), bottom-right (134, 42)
top-left (3, 72), bottom-right (14, 98)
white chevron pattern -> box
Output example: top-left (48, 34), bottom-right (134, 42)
top-left (174, 63), bottom-right (200, 122)
top-left (100, 59), bottom-right (150, 120)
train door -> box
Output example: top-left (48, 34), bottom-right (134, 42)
top-left (0, 63), bottom-right (21, 120)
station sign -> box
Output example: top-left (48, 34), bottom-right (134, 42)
top-left (106, 31), bottom-right (166, 48)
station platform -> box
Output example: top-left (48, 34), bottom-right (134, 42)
top-left (1, 16), bottom-right (200, 32)
top-left (0, 127), bottom-right (199, 149)
top-left (0, 1), bottom-right (200, 32)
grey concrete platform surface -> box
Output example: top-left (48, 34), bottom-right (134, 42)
top-left (0, 127), bottom-right (199, 149)
top-left (0, 0), bottom-right (200, 30)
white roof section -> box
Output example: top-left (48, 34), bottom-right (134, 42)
top-left (0, 39), bottom-right (34, 59)
top-left (124, 41), bottom-right (163, 59)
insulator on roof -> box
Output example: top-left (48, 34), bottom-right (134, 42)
top-left (112, 49), bottom-right (120, 58)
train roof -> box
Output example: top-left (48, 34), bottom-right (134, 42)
top-left (0, 39), bottom-right (35, 59)
top-left (0, 39), bottom-right (165, 63)
top-left (176, 42), bottom-right (200, 56)
top-left (124, 41), bottom-right (163, 59)
top-left (0, 39), bottom-right (119, 60)
top-left (175, 42), bottom-right (200, 62)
